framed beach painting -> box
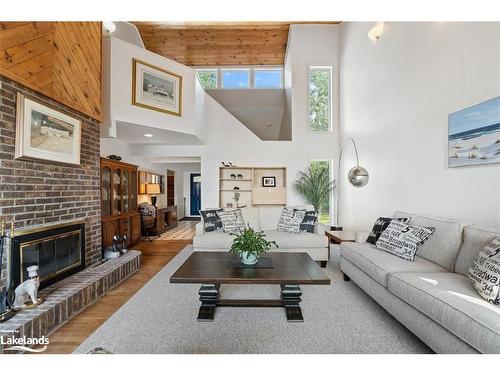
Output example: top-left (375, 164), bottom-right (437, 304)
top-left (132, 58), bottom-right (183, 117)
top-left (15, 93), bottom-right (82, 165)
top-left (448, 96), bottom-right (500, 167)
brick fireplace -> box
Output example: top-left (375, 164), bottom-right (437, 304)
top-left (0, 75), bottom-right (102, 291)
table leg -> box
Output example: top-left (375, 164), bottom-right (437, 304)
top-left (281, 284), bottom-right (303, 322)
top-left (198, 284), bottom-right (219, 321)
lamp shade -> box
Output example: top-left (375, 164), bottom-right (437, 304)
top-left (146, 183), bottom-right (161, 195)
top-left (348, 166), bottom-right (369, 187)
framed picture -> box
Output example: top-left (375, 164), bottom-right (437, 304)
top-left (15, 93), bottom-right (82, 165)
top-left (262, 176), bottom-right (276, 187)
top-left (132, 58), bottom-right (183, 117)
top-left (448, 96), bottom-right (500, 167)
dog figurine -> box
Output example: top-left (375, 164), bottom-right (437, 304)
top-left (13, 265), bottom-right (41, 310)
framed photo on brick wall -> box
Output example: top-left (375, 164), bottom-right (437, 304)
top-left (15, 93), bottom-right (82, 165)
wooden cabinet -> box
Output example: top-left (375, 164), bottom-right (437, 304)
top-left (100, 158), bottom-right (141, 249)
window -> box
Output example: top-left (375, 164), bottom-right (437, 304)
top-left (310, 160), bottom-right (333, 224)
top-left (221, 69), bottom-right (250, 88)
top-left (254, 69), bottom-right (282, 88)
top-left (197, 69), bottom-right (217, 89)
top-left (308, 66), bottom-right (332, 132)
top-left (196, 66), bottom-right (284, 89)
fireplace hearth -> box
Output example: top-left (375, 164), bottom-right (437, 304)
top-left (11, 222), bottom-right (86, 289)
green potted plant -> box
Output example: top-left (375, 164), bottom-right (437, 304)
top-left (230, 227), bottom-right (278, 265)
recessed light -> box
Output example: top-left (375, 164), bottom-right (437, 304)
top-left (144, 133), bottom-right (153, 138)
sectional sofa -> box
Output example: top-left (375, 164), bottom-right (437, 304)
top-left (340, 211), bottom-right (500, 354)
top-left (193, 205), bottom-right (329, 263)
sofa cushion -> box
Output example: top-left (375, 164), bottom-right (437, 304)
top-left (263, 230), bottom-right (327, 248)
top-left (387, 272), bottom-right (500, 353)
top-left (193, 231), bottom-right (233, 249)
top-left (277, 208), bottom-right (305, 233)
top-left (340, 242), bottom-right (447, 287)
top-left (468, 238), bottom-right (500, 305)
top-left (394, 211), bottom-right (463, 271)
top-left (199, 209), bottom-right (223, 232)
top-left (455, 225), bottom-right (500, 276)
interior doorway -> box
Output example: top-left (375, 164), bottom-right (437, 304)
top-left (189, 173), bottom-right (201, 216)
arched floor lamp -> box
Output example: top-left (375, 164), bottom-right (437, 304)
top-left (332, 138), bottom-right (369, 231)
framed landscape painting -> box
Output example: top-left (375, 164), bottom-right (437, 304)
top-left (132, 58), bottom-right (183, 117)
top-left (15, 93), bottom-right (81, 165)
top-left (448, 96), bottom-right (500, 167)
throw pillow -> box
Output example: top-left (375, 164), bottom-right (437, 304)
top-left (366, 217), bottom-right (412, 244)
top-left (217, 209), bottom-right (246, 233)
top-left (277, 208), bottom-right (306, 233)
top-left (296, 210), bottom-right (318, 233)
top-left (468, 238), bottom-right (500, 305)
top-left (376, 220), bottom-right (436, 261)
top-left (199, 209), bottom-right (223, 232)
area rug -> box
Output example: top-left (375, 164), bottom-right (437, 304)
top-left (74, 246), bottom-right (432, 354)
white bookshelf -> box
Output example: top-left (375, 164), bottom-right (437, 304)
top-left (219, 166), bottom-right (287, 208)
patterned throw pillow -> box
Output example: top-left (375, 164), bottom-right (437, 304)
top-left (296, 210), bottom-right (317, 233)
top-left (277, 208), bottom-right (306, 233)
top-left (366, 217), bottom-right (412, 244)
top-left (468, 238), bottom-right (500, 305)
top-left (199, 209), bottom-right (223, 232)
top-left (376, 220), bottom-right (435, 261)
top-left (217, 209), bottom-right (246, 234)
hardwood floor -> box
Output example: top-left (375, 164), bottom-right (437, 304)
top-left (41, 239), bottom-right (190, 354)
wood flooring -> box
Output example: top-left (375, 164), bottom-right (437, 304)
top-left (40, 239), bottom-right (190, 354)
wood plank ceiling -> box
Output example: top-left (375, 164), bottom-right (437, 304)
top-left (132, 22), bottom-right (339, 66)
top-left (0, 22), bottom-right (103, 121)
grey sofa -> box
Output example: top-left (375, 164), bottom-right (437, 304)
top-left (194, 205), bottom-right (329, 263)
top-left (340, 211), bottom-right (500, 354)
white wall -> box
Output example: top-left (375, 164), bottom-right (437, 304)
top-left (340, 22), bottom-right (500, 229)
top-left (102, 36), bottom-right (205, 142)
top-left (130, 25), bottom-right (341, 211)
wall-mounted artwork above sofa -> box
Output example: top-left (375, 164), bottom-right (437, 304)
top-left (448, 96), bottom-right (500, 167)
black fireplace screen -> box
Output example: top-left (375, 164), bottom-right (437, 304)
top-left (12, 222), bottom-right (85, 289)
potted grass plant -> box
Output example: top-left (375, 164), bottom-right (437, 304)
top-left (230, 227), bottom-right (278, 265)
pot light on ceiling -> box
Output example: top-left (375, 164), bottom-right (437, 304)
top-left (368, 22), bottom-right (384, 41)
top-left (103, 21), bottom-right (116, 34)
top-left (144, 133), bottom-right (153, 138)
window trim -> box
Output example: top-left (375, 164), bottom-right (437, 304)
top-left (307, 65), bottom-right (333, 133)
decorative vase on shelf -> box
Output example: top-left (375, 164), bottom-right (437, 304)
top-left (240, 251), bottom-right (259, 265)
top-left (237, 174), bottom-right (243, 180)
top-left (230, 174), bottom-right (236, 179)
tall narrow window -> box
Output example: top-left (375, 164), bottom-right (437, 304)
top-left (310, 160), bottom-right (333, 224)
top-left (197, 69), bottom-right (218, 89)
top-left (308, 66), bottom-right (332, 132)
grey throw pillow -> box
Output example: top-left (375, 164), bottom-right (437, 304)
top-left (468, 238), bottom-right (500, 305)
top-left (217, 209), bottom-right (246, 234)
top-left (376, 220), bottom-right (435, 262)
top-left (199, 209), bottom-right (223, 232)
top-left (277, 208), bottom-right (306, 233)
top-left (366, 217), bottom-right (411, 244)
top-left (296, 210), bottom-right (318, 233)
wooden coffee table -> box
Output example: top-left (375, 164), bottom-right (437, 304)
top-left (170, 251), bottom-right (330, 323)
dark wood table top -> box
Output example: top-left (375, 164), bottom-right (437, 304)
top-left (170, 251), bottom-right (330, 285)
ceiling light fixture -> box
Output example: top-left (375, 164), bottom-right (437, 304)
top-left (144, 133), bottom-right (153, 138)
top-left (103, 21), bottom-right (116, 34)
top-left (368, 22), bottom-right (384, 41)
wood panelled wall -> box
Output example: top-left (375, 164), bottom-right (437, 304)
top-left (0, 22), bottom-right (103, 121)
